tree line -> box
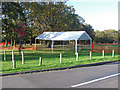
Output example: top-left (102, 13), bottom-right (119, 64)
top-left (2, 2), bottom-right (119, 47)
top-left (94, 29), bottom-right (119, 44)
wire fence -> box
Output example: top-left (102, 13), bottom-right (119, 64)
top-left (36, 40), bottom-right (91, 52)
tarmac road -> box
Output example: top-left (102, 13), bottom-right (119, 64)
top-left (2, 61), bottom-right (120, 88)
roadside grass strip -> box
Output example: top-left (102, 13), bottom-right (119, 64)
top-left (1, 50), bottom-right (120, 74)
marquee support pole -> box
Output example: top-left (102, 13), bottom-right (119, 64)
top-left (51, 40), bottom-right (54, 52)
top-left (75, 39), bottom-right (77, 54)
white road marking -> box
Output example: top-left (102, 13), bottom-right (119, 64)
top-left (71, 73), bottom-right (120, 88)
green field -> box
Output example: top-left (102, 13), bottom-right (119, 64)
top-left (1, 49), bottom-right (120, 74)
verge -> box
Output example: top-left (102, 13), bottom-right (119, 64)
top-left (1, 60), bottom-right (119, 76)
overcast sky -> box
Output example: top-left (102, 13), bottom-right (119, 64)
top-left (66, 0), bottom-right (118, 31)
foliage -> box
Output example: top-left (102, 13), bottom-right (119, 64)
top-left (2, 2), bottom-right (94, 45)
top-left (2, 2), bottom-right (27, 46)
top-left (81, 23), bottom-right (95, 40)
top-left (15, 22), bottom-right (28, 40)
top-left (94, 29), bottom-right (118, 43)
top-left (21, 2), bottom-right (86, 44)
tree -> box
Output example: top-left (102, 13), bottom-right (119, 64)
top-left (2, 2), bottom-right (26, 46)
top-left (21, 2), bottom-right (86, 45)
top-left (94, 29), bottom-right (118, 43)
top-left (14, 22), bottom-right (27, 54)
top-left (94, 30), bottom-right (100, 43)
top-left (15, 22), bottom-right (27, 40)
top-left (81, 23), bottom-right (95, 40)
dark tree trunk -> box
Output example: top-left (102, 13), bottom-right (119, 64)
top-left (19, 40), bottom-right (23, 54)
top-left (11, 38), bottom-right (13, 46)
top-left (14, 39), bottom-right (16, 46)
top-left (5, 40), bottom-right (7, 47)
top-left (30, 35), bottom-right (32, 45)
top-left (30, 39), bottom-right (32, 45)
top-left (24, 40), bottom-right (26, 45)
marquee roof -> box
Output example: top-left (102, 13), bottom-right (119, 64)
top-left (35, 31), bottom-right (92, 41)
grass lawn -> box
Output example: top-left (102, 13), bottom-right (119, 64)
top-left (1, 50), bottom-right (120, 74)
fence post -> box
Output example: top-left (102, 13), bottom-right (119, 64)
top-left (39, 57), bottom-right (42, 65)
top-left (13, 60), bottom-right (16, 69)
top-left (90, 51), bottom-right (92, 60)
top-left (112, 50), bottom-right (114, 57)
top-left (76, 53), bottom-right (78, 61)
top-left (102, 50), bottom-right (104, 58)
top-left (22, 51), bottom-right (24, 64)
top-left (12, 51), bottom-right (14, 61)
top-left (4, 50), bottom-right (6, 61)
top-left (60, 53), bottom-right (62, 63)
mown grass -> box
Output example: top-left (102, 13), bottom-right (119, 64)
top-left (1, 50), bottom-right (120, 74)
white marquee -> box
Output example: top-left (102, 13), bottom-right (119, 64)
top-left (35, 31), bottom-right (92, 53)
